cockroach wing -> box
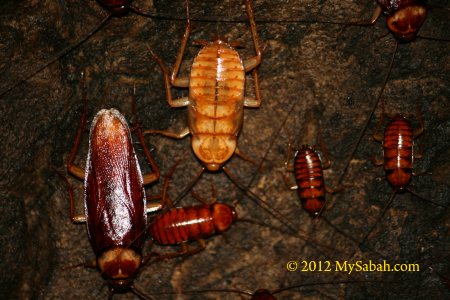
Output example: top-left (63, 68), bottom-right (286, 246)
top-left (84, 109), bottom-right (146, 255)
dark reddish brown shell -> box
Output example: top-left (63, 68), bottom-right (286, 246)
top-left (383, 115), bottom-right (414, 190)
top-left (377, 0), bottom-right (427, 41)
top-left (149, 203), bottom-right (237, 245)
top-left (294, 145), bottom-right (326, 216)
top-left (84, 109), bottom-right (146, 256)
top-left (96, 0), bottom-right (132, 16)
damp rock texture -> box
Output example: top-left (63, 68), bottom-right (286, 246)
top-left (0, 0), bottom-right (449, 299)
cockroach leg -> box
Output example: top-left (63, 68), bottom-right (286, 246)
top-left (234, 148), bottom-right (260, 168)
top-left (53, 167), bottom-right (86, 223)
top-left (66, 74), bottom-right (88, 181)
top-left (371, 155), bottom-right (384, 166)
top-left (243, 70), bottom-right (262, 108)
top-left (242, 0), bottom-right (262, 72)
top-left (131, 86), bottom-right (160, 186)
top-left (190, 189), bottom-right (211, 205)
top-left (144, 127), bottom-right (190, 139)
top-left (156, 241), bottom-right (206, 261)
top-left (413, 106), bottom-right (425, 138)
top-left (170, 0), bottom-right (192, 86)
top-left (148, 48), bottom-right (190, 107)
top-left (350, 5), bottom-right (383, 26)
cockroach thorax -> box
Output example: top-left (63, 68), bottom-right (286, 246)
top-left (387, 5), bottom-right (427, 42)
top-left (97, 247), bottom-right (142, 289)
top-left (192, 135), bottom-right (237, 172)
top-left (211, 203), bottom-right (237, 233)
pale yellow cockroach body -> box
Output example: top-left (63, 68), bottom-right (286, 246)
top-left (146, 0), bottom-right (261, 172)
top-left (189, 40), bottom-right (245, 171)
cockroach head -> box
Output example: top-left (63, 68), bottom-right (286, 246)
top-left (386, 4), bottom-right (427, 42)
top-left (192, 135), bottom-right (237, 172)
top-left (97, 247), bottom-right (142, 290)
top-left (211, 203), bottom-right (237, 233)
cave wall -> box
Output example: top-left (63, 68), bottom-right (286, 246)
top-left (0, 0), bottom-right (449, 299)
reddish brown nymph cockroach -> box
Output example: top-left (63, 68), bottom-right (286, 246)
top-left (286, 145), bottom-right (331, 217)
top-left (353, 0), bottom-right (428, 42)
top-left (56, 82), bottom-right (160, 295)
top-left (145, 0), bottom-right (261, 172)
top-left (149, 203), bottom-right (237, 251)
top-left (374, 113), bottom-right (420, 190)
top-left (326, 1), bottom-right (449, 187)
top-left (145, 162), bottom-right (239, 257)
top-left (358, 106), bottom-right (447, 249)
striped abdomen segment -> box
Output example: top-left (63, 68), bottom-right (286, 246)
top-left (149, 203), bottom-right (237, 245)
top-left (189, 41), bottom-right (245, 136)
top-left (383, 115), bottom-right (414, 189)
top-left (294, 146), bottom-right (326, 216)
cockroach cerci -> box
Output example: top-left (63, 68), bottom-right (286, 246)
top-left (57, 85), bottom-right (160, 295)
top-left (145, 0), bottom-right (262, 172)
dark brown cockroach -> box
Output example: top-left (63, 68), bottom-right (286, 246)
top-left (57, 83), bottom-right (160, 295)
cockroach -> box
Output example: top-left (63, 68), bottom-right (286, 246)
top-left (335, 0), bottom-right (450, 184)
top-left (358, 106), bottom-right (447, 248)
top-left (352, 0), bottom-right (428, 42)
top-left (286, 145), bottom-right (331, 217)
top-left (149, 202), bottom-right (237, 255)
top-left (56, 80), bottom-right (160, 296)
top-left (145, 0), bottom-right (261, 172)
top-left (374, 113), bottom-right (420, 190)
top-left (143, 0), bottom-right (300, 241)
top-left (142, 0), bottom-right (300, 241)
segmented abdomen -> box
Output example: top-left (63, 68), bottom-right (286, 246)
top-left (149, 203), bottom-right (236, 245)
top-left (383, 115), bottom-right (414, 189)
top-left (188, 41), bottom-right (245, 137)
top-left (294, 146), bottom-right (326, 216)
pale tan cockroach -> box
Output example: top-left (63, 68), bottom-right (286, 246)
top-left (145, 0), bottom-right (262, 172)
